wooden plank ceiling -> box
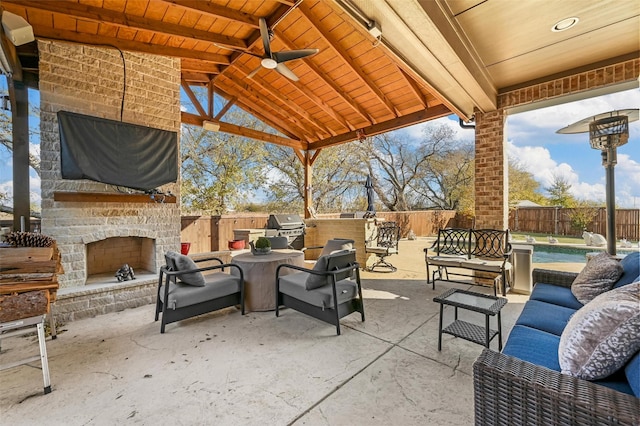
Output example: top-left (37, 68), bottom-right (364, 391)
top-left (1, 0), bottom-right (454, 150)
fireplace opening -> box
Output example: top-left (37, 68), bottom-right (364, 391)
top-left (86, 237), bottom-right (156, 285)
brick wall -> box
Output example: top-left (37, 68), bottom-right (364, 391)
top-left (38, 41), bottom-right (181, 304)
top-left (474, 109), bottom-right (508, 229)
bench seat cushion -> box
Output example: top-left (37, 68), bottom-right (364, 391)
top-left (624, 352), bottom-right (640, 397)
top-left (427, 255), bottom-right (466, 268)
top-left (459, 259), bottom-right (511, 273)
top-left (530, 283), bottom-right (584, 310)
top-left (279, 272), bottom-right (357, 309)
top-left (160, 273), bottom-right (241, 309)
top-left (515, 300), bottom-right (576, 336)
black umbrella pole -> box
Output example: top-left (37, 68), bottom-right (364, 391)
top-left (605, 148), bottom-right (616, 256)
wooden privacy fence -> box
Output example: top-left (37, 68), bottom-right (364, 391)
top-left (509, 207), bottom-right (640, 240)
top-left (181, 210), bottom-right (458, 253)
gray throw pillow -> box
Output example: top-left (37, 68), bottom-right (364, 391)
top-left (571, 252), bottom-right (623, 304)
top-left (559, 281), bottom-right (640, 380)
top-left (167, 251), bottom-right (205, 287)
top-left (319, 239), bottom-right (354, 257)
top-left (305, 254), bottom-right (329, 290)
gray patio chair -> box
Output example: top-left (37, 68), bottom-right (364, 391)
top-left (155, 251), bottom-right (245, 333)
top-left (275, 250), bottom-right (364, 335)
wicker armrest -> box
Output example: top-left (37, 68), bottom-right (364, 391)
top-left (473, 349), bottom-right (639, 426)
top-left (532, 268), bottom-right (579, 289)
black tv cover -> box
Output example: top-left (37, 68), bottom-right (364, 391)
top-left (58, 111), bottom-right (178, 191)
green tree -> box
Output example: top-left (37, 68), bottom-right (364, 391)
top-left (508, 160), bottom-right (546, 207)
top-left (264, 143), bottom-right (363, 213)
top-left (566, 199), bottom-right (602, 232)
top-left (180, 112), bottom-right (268, 214)
top-left (545, 174), bottom-right (576, 207)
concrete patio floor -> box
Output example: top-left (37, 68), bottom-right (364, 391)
top-left (0, 238), bottom-right (581, 425)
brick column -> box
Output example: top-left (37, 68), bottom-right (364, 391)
top-left (474, 108), bottom-right (508, 229)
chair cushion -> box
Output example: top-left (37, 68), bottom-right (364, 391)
top-left (571, 252), bottom-right (623, 304)
top-left (559, 282), bottom-right (640, 380)
top-left (280, 272), bottom-right (357, 309)
top-left (614, 252), bottom-right (640, 289)
top-left (166, 251), bottom-right (205, 287)
top-left (515, 300), bottom-right (576, 336)
top-left (530, 283), bottom-right (584, 310)
top-left (502, 325), bottom-right (561, 372)
top-left (319, 239), bottom-right (354, 257)
top-left (367, 247), bottom-right (397, 255)
top-left (160, 273), bottom-right (241, 309)
top-left (305, 254), bottom-right (329, 290)
top-left (427, 255), bottom-right (466, 268)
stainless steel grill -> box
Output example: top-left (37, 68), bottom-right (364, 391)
top-left (266, 214), bottom-right (305, 249)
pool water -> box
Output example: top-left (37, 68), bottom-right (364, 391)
top-left (532, 245), bottom-right (634, 263)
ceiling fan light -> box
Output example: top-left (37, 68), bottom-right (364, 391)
top-left (261, 57), bottom-right (277, 69)
top-left (551, 17), bottom-right (579, 32)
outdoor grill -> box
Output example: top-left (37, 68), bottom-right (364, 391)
top-left (266, 214), bottom-right (305, 249)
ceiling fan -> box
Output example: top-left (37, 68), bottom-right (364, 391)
top-left (246, 18), bottom-right (319, 82)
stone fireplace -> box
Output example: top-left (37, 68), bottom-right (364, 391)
top-left (37, 41), bottom-right (182, 321)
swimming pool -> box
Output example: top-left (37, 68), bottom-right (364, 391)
top-left (531, 245), bottom-right (634, 263)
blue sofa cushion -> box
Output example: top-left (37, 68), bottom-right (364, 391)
top-left (515, 300), bottom-right (576, 336)
top-left (530, 283), bottom-right (583, 310)
top-left (502, 325), bottom-right (561, 372)
top-left (593, 370), bottom-right (635, 396)
top-left (624, 352), bottom-right (640, 397)
top-left (614, 252), bottom-right (640, 289)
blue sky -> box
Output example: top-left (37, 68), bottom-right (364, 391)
top-left (0, 83), bottom-right (638, 209)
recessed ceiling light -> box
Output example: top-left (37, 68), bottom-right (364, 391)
top-left (552, 17), bottom-right (579, 32)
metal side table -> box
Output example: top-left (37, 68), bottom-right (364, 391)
top-left (0, 315), bottom-right (52, 394)
top-left (433, 288), bottom-right (507, 351)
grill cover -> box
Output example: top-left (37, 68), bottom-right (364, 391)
top-left (267, 214), bottom-right (304, 229)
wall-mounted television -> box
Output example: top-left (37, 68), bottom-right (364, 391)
top-left (58, 111), bottom-right (178, 191)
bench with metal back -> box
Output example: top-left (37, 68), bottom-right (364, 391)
top-left (424, 228), bottom-right (512, 296)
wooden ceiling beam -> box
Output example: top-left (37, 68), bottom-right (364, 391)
top-left (33, 27), bottom-right (230, 64)
top-left (398, 68), bottom-right (428, 109)
top-left (181, 59), bottom-right (219, 74)
top-left (5, 0), bottom-right (247, 50)
top-left (213, 84), bottom-right (307, 141)
top-left (272, 27), bottom-right (373, 126)
top-left (215, 96), bottom-right (236, 120)
top-left (308, 104), bottom-right (451, 150)
top-left (182, 72), bottom-right (212, 84)
top-left (182, 111), bottom-right (305, 150)
top-left (234, 64), bottom-right (334, 137)
top-left (165, 0), bottom-right (259, 28)
top-left (181, 80), bottom-right (207, 117)
top-left (216, 74), bottom-right (315, 140)
top-left (297, 2), bottom-right (398, 118)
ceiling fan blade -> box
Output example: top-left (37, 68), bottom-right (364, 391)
top-left (259, 18), bottom-right (271, 58)
top-left (273, 49), bottom-right (319, 63)
top-left (247, 65), bottom-right (262, 79)
top-left (275, 63), bottom-right (299, 81)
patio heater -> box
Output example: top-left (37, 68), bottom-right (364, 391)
top-left (557, 109), bottom-right (639, 255)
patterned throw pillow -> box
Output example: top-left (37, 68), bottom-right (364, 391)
top-left (571, 252), bottom-right (623, 304)
top-left (559, 281), bottom-right (640, 380)
top-left (166, 251), bottom-right (205, 287)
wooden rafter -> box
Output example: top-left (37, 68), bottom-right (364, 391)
top-left (308, 104), bottom-right (451, 150)
top-left (181, 59), bottom-right (220, 74)
top-left (181, 80), bottom-right (207, 117)
top-left (182, 72), bottom-right (210, 84)
top-left (215, 97), bottom-right (236, 120)
top-left (398, 68), bottom-right (428, 109)
top-left (5, 0), bottom-right (248, 50)
top-left (216, 74), bottom-right (314, 140)
top-left (213, 86), bottom-right (304, 142)
top-left (165, 0), bottom-right (260, 28)
top-left (297, 2), bottom-right (398, 118)
top-left (32, 27), bottom-right (229, 64)
top-left (181, 111), bottom-right (304, 150)
top-left (272, 27), bottom-right (372, 126)
top-left (233, 64), bottom-right (333, 137)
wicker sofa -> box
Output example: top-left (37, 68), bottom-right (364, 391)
top-left (474, 252), bottom-right (640, 425)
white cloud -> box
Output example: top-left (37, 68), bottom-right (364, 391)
top-left (403, 115), bottom-right (474, 142)
top-left (0, 175), bottom-right (41, 208)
